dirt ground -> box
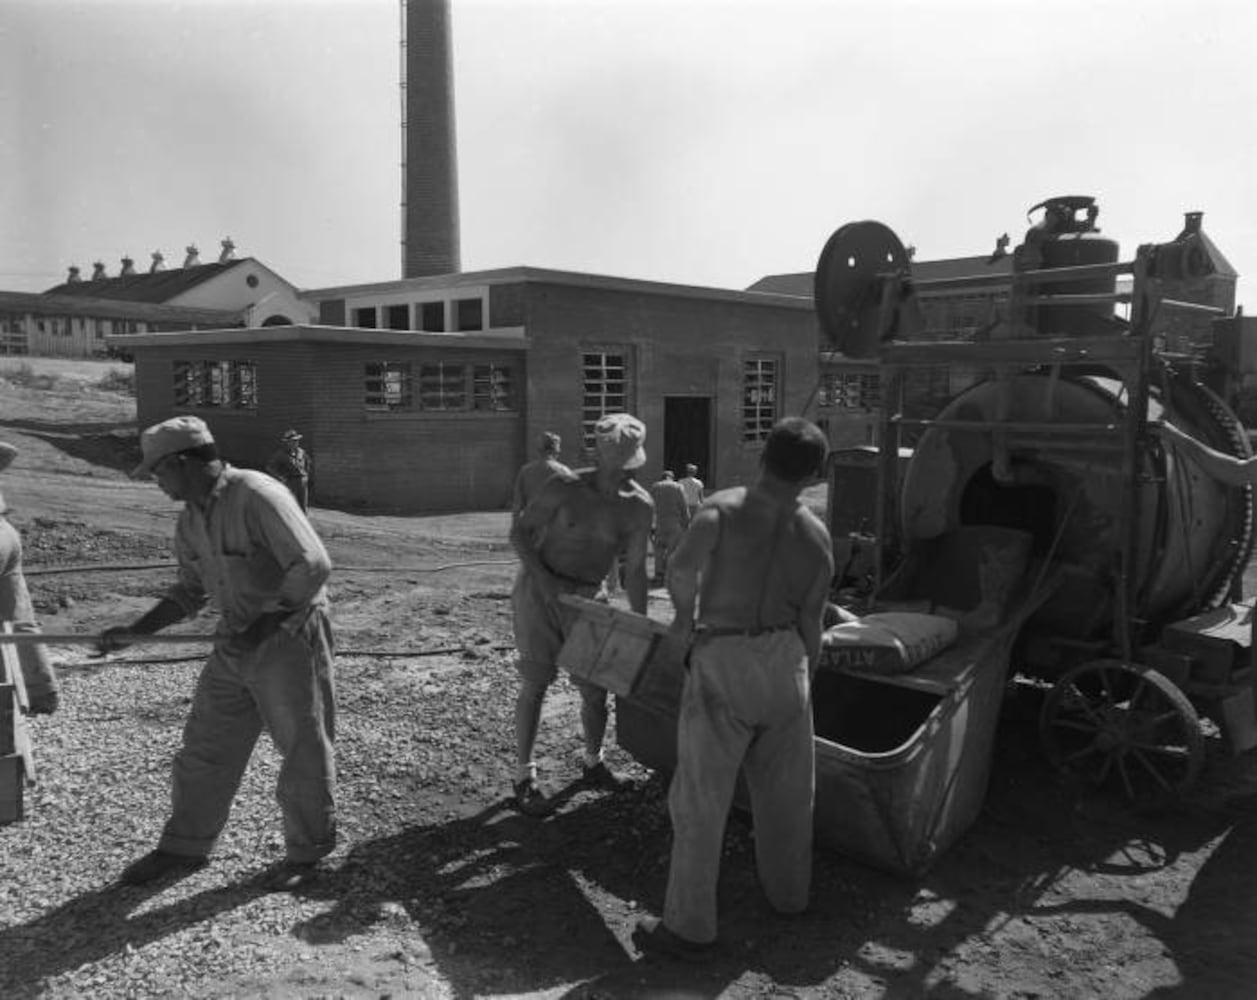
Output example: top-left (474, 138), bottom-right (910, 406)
top-left (5, 357), bottom-right (1257, 998)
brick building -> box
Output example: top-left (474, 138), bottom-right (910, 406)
top-left (112, 266), bottom-right (817, 512)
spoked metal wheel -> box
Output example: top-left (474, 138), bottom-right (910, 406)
top-left (1039, 659), bottom-right (1204, 799)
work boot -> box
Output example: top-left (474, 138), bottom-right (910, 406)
top-left (262, 859), bottom-right (323, 893)
top-left (119, 849), bottom-right (208, 886)
top-left (632, 917), bottom-right (716, 962)
top-left (513, 777), bottom-right (553, 817)
top-left (582, 760), bottom-right (631, 792)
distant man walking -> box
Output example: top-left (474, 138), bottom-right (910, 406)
top-left (508, 413), bottom-right (654, 816)
top-left (634, 418), bottom-right (833, 959)
top-left (266, 429), bottom-right (312, 512)
top-left (100, 416), bottom-right (336, 891)
top-left (648, 470), bottom-right (690, 585)
top-left (0, 442), bottom-right (59, 716)
top-left (512, 431), bottom-right (571, 521)
top-left (678, 463), bottom-right (705, 519)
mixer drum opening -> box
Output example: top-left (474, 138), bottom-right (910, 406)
top-left (959, 463), bottom-right (1058, 558)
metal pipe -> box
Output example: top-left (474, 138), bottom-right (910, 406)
top-left (0, 632), bottom-right (216, 646)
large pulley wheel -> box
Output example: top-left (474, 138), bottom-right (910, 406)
top-left (1039, 659), bottom-right (1204, 799)
top-left (814, 220), bottom-right (913, 358)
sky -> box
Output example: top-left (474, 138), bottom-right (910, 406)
top-left (3, 0), bottom-right (1255, 302)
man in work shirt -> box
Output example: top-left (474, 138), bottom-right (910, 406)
top-left (511, 431), bottom-right (571, 521)
top-left (265, 429), bottom-right (312, 512)
top-left (678, 463), bottom-right (705, 519)
top-left (508, 413), bottom-right (654, 816)
top-left (0, 441), bottom-right (59, 715)
top-left (100, 415), bottom-right (336, 891)
top-left (635, 417), bottom-right (833, 959)
top-left (648, 470), bottom-right (690, 585)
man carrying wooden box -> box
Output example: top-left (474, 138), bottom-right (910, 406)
top-left (507, 413), bottom-right (654, 816)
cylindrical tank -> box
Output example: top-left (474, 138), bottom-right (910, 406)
top-left (1014, 196), bottom-right (1120, 337)
top-left (898, 372), bottom-right (1253, 641)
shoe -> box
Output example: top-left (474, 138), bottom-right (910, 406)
top-left (513, 777), bottom-right (553, 817)
top-left (263, 859), bottom-right (322, 892)
top-left (582, 760), bottom-right (631, 792)
top-left (119, 849), bottom-right (208, 886)
top-left (631, 917), bottom-right (715, 962)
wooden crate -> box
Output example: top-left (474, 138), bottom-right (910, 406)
top-left (0, 753), bottom-right (23, 825)
top-left (556, 596), bottom-right (669, 697)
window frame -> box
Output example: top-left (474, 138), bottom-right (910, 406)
top-left (741, 354), bottom-right (780, 443)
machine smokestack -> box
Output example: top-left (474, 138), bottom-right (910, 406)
top-left (119, 256), bottom-right (136, 276)
top-left (402, 0), bottom-right (461, 278)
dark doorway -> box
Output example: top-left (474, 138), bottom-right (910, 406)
top-left (663, 396), bottom-right (712, 482)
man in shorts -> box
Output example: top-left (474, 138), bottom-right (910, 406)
top-left (508, 413), bottom-right (654, 816)
top-left (634, 417), bottom-right (833, 959)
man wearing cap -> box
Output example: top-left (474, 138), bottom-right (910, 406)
top-left (511, 431), bottom-right (571, 522)
top-left (507, 412), bottom-right (654, 816)
top-left (634, 417), bottom-right (833, 960)
top-left (678, 464), bottom-right (705, 519)
top-left (648, 470), bottom-right (690, 585)
top-left (265, 429), bottom-right (312, 512)
top-left (0, 442), bottom-right (59, 716)
top-left (99, 415), bottom-right (336, 890)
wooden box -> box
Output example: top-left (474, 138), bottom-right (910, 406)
top-left (557, 596), bottom-right (669, 697)
top-left (0, 753), bottom-right (23, 825)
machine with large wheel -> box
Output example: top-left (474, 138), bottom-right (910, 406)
top-left (816, 195), bottom-right (1257, 801)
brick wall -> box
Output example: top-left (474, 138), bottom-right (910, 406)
top-left (132, 336), bottom-right (526, 512)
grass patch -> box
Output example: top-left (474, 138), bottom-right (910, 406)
top-left (2, 362), bottom-right (60, 391)
top-left (94, 367), bottom-right (135, 395)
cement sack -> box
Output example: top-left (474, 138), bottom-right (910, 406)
top-left (821, 612), bottom-right (959, 675)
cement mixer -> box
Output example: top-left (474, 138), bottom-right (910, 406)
top-left (816, 196), bottom-right (1257, 800)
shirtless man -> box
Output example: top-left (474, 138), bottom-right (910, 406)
top-left (634, 417), bottom-right (833, 959)
top-left (511, 431), bottom-right (570, 522)
top-left (508, 413), bottom-right (654, 816)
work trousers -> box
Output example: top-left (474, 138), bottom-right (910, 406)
top-left (158, 607), bottom-right (337, 864)
top-left (664, 629), bottom-right (814, 943)
top-left (284, 477), bottom-right (309, 512)
top-left (652, 522), bottom-right (685, 580)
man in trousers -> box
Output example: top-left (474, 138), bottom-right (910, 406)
top-left (100, 416), bottom-right (336, 891)
top-left (0, 441), bottom-right (59, 715)
top-left (635, 417), bottom-right (833, 959)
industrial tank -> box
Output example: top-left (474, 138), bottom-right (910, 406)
top-left (1013, 195), bottom-right (1121, 337)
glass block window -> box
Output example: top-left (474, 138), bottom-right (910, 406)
top-left (582, 351), bottom-right (628, 449)
top-left (364, 361), bottom-right (412, 411)
top-left (473, 364), bottom-right (515, 411)
top-left (174, 360), bottom-right (258, 410)
top-left (419, 362), bottom-right (467, 410)
top-left (742, 357), bottom-right (778, 442)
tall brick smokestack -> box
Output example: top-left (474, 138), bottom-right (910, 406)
top-left (402, 0), bottom-right (461, 277)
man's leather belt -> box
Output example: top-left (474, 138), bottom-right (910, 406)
top-left (544, 563), bottom-right (604, 589)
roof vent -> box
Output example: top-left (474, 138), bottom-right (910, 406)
top-left (119, 256), bottom-right (136, 276)
top-left (66, 265), bottom-right (82, 283)
top-left (184, 244), bottom-right (200, 268)
top-left (219, 237), bottom-right (236, 263)
top-left (149, 250), bottom-right (166, 273)
top-left (91, 261), bottom-right (107, 280)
